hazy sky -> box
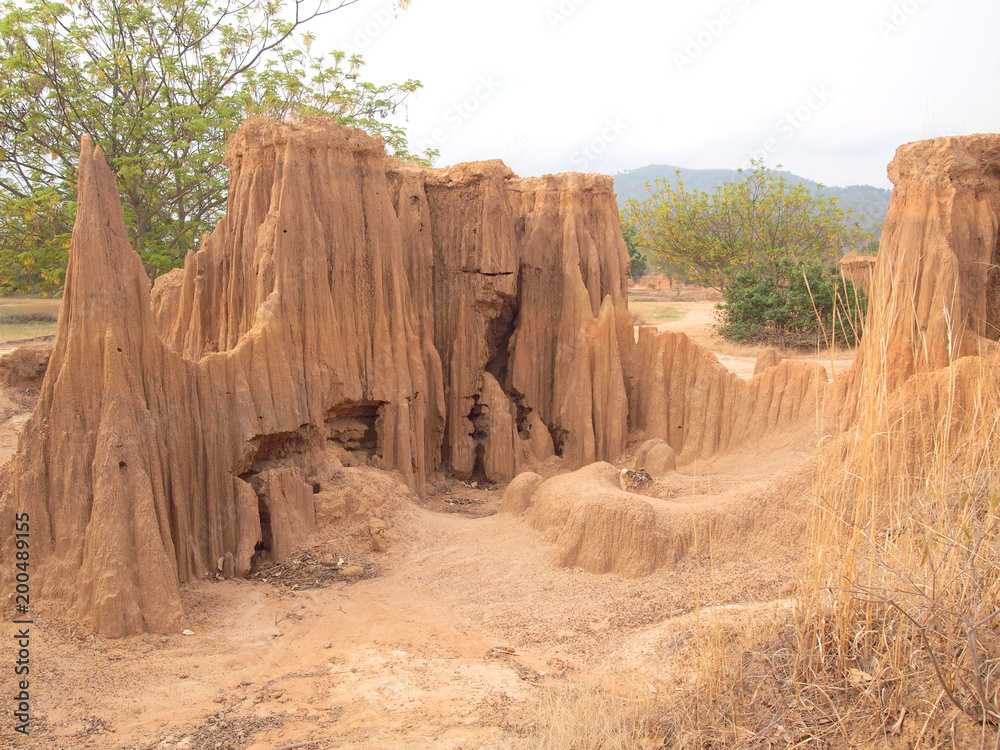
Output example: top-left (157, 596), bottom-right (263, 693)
top-left (316, 0), bottom-right (999, 189)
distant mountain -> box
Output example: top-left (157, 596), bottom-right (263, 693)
top-left (613, 164), bottom-right (891, 237)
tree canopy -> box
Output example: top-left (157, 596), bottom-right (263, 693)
top-left (0, 0), bottom-right (422, 294)
top-left (624, 161), bottom-right (870, 293)
top-left (620, 217), bottom-right (647, 282)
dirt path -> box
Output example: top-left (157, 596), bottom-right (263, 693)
top-left (3, 467), bottom-right (804, 749)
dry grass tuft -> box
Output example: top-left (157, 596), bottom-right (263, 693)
top-left (795, 260), bottom-right (1000, 748)
top-left (520, 606), bottom-right (865, 749)
top-left (522, 674), bottom-right (665, 750)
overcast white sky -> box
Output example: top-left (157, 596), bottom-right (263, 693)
top-left (315, 0), bottom-right (999, 188)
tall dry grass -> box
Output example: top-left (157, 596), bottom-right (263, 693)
top-left (520, 264), bottom-right (1000, 748)
top-left (797, 258), bottom-right (1000, 747)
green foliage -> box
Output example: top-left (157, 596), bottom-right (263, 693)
top-left (621, 218), bottom-right (647, 281)
top-left (717, 260), bottom-right (867, 349)
top-left (613, 163), bottom-right (891, 239)
top-left (0, 0), bottom-right (423, 294)
top-left (859, 235), bottom-right (881, 255)
top-left (625, 161), bottom-right (872, 293)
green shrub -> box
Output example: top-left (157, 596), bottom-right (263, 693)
top-left (717, 260), bottom-right (866, 349)
top-left (621, 220), bottom-right (648, 281)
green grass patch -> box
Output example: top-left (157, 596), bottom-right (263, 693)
top-left (0, 320), bottom-right (57, 343)
top-left (629, 300), bottom-right (684, 325)
top-left (0, 298), bottom-right (60, 343)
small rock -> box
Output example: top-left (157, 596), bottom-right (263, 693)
top-left (634, 438), bottom-right (676, 478)
top-left (848, 667), bottom-right (873, 685)
top-left (324, 641), bottom-right (332, 649)
top-left (181, 629), bottom-right (194, 636)
top-left (342, 565), bottom-right (364, 578)
top-left (368, 516), bottom-right (387, 553)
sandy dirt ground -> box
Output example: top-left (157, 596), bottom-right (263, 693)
top-left (0, 467), bottom-right (805, 750)
top-left (0, 310), bottom-right (817, 749)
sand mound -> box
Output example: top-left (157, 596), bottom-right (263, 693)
top-left (500, 471), bottom-right (543, 515)
top-left (0, 340), bottom-right (52, 392)
top-left (521, 459), bottom-right (812, 578)
top-left (633, 437), bottom-right (676, 476)
top-left (525, 462), bottom-right (682, 576)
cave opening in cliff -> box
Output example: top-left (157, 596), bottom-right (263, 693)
top-left (467, 395), bottom-right (490, 484)
top-left (237, 428), bottom-right (313, 475)
top-left (484, 292), bottom-right (519, 388)
top-left (236, 466), bottom-right (274, 574)
top-left (250, 495), bottom-right (274, 573)
top-left (511, 391), bottom-right (532, 440)
top-left (325, 401), bottom-right (381, 461)
top-left (551, 427), bottom-right (568, 457)
top-left (234, 428), bottom-right (319, 573)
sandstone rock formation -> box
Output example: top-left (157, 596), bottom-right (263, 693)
top-left (838, 252), bottom-right (876, 290)
top-left (752, 347), bottom-right (782, 376)
top-left (150, 120), bottom-right (633, 486)
top-left (6, 122), bottom-right (986, 635)
top-left (0, 340), bottom-right (51, 392)
top-left (854, 135), bottom-right (1000, 390)
top-left (0, 120), bottom-right (634, 635)
top-left (627, 327), bottom-right (833, 462)
top-left (524, 134), bottom-right (1000, 579)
